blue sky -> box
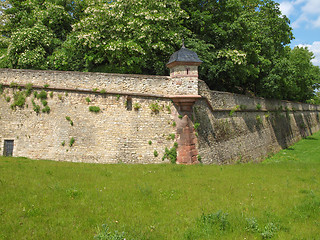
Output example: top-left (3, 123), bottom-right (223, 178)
top-left (276, 0), bottom-right (320, 66)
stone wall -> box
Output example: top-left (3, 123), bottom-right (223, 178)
top-left (0, 86), bottom-right (179, 163)
top-left (195, 81), bottom-right (320, 164)
top-left (0, 68), bottom-right (320, 164)
top-left (0, 68), bottom-right (198, 96)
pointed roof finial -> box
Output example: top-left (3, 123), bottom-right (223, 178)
top-left (182, 38), bottom-right (185, 48)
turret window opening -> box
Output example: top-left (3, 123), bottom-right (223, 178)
top-left (186, 68), bottom-right (190, 75)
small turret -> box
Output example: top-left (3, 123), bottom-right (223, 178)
top-left (166, 43), bottom-right (202, 78)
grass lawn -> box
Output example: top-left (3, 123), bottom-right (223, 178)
top-left (1, 133), bottom-right (320, 239)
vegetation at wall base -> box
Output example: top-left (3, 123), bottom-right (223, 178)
top-left (1, 131), bottom-right (320, 239)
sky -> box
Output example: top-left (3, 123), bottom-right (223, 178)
top-left (276, 0), bottom-right (320, 67)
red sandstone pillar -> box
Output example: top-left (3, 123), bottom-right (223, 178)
top-left (170, 96), bottom-right (201, 164)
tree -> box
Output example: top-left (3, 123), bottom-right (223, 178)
top-left (61, 0), bottom-right (189, 74)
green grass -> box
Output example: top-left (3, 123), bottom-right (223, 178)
top-left (1, 132), bottom-right (320, 239)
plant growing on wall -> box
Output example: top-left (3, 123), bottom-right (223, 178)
top-left (10, 91), bottom-right (26, 109)
top-left (42, 106), bottom-right (50, 113)
top-left (256, 115), bottom-right (262, 124)
top-left (154, 150), bottom-right (158, 157)
top-left (162, 142), bottom-right (178, 164)
top-left (256, 103), bottom-right (262, 110)
top-left (133, 103), bottom-right (141, 110)
top-left (25, 83), bottom-right (33, 96)
top-left (69, 137), bottom-right (75, 147)
top-left (166, 105), bottom-right (171, 114)
top-left (37, 90), bottom-right (47, 100)
top-left (89, 106), bottom-right (100, 113)
top-left (229, 105), bottom-right (240, 116)
top-left (149, 102), bottom-right (160, 113)
top-left (65, 116), bottom-right (73, 126)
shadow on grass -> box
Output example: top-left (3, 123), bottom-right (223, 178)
top-left (286, 147), bottom-right (295, 151)
top-left (304, 137), bottom-right (318, 141)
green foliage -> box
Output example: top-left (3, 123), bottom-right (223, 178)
top-left (5, 96), bottom-right (10, 102)
top-left (256, 103), bottom-right (262, 110)
top-left (85, 97), bottom-right (91, 103)
top-left (229, 105), bottom-right (240, 116)
top-left (0, 84), bottom-right (3, 94)
top-left (168, 133), bottom-right (175, 141)
top-left (256, 115), bottom-right (262, 124)
top-left (153, 150), bottom-right (158, 157)
top-left (41, 100), bottom-right (48, 106)
top-left (65, 116), bottom-right (71, 121)
top-left (58, 94), bottom-right (62, 100)
top-left (9, 82), bottom-right (18, 88)
top-left (44, 84), bottom-right (49, 88)
top-left (199, 210), bottom-right (230, 231)
top-left (94, 224), bottom-right (126, 240)
top-left (49, 92), bottom-right (53, 98)
top-left (178, 115), bottom-right (183, 119)
top-left (25, 83), bottom-right (33, 96)
top-left (116, 95), bottom-right (120, 101)
top-left (148, 141), bottom-right (152, 145)
top-left (100, 89), bottom-right (106, 94)
top-left (133, 103), bottom-right (141, 110)
top-left (89, 106), bottom-right (100, 113)
top-left (10, 91), bottom-right (26, 109)
top-left (42, 106), bottom-right (50, 113)
top-left (162, 143), bottom-right (178, 163)
top-left (69, 137), bottom-right (75, 147)
top-left (61, 141), bottom-right (65, 147)
top-left (0, 0), bottom-right (318, 103)
top-left (37, 90), bottom-right (47, 100)
top-left (172, 121), bottom-right (176, 127)
top-left (197, 155), bottom-right (202, 163)
top-left (32, 99), bottom-right (40, 113)
top-left (166, 105), bottom-right (171, 114)
top-left (149, 102), bottom-right (160, 113)
top-left (92, 88), bottom-right (98, 92)
top-left (194, 122), bottom-right (200, 130)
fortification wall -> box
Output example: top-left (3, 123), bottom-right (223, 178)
top-left (196, 81), bottom-right (320, 164)
top-left (0, 68), bottom-right (198, 96)
top-left (0, 69), bottom-right (320, 164)
top-left (0, 86), bottom-right (179, 163)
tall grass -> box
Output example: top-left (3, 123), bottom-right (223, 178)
top-left (0, 132), bottom-right (320, 239)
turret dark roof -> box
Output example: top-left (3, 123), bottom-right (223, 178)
top-left (167, 44), bottom-right (202, 66)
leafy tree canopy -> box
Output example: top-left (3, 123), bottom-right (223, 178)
top-left (0, 0), bottom-right (319, 103)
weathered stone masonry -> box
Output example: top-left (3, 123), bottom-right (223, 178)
top-left (0, 46), bottom-right (319, 164)
top-left (1, 67), bottom-right (319, 164)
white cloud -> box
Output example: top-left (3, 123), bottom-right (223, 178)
top-left (301, 0), bottom-right (320, 14)
top-left (297, 41), bottom-right (320, 67)
top-left (279, 0), bottom-right (320, 29)
top-left (279, 1), bottom-right (295, 16)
